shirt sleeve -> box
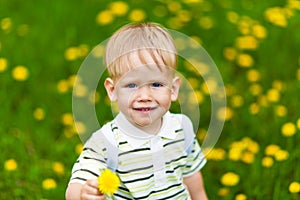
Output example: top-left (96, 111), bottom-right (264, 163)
top-left (182, 139), bottom-right (207, 177)
top-left (68, 130), bottom-right (107, 184)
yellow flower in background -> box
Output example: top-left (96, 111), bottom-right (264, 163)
top-left (4, 159), bottom-right (18, 171)
top-left (266, 88), bottom-right (280, 102)
top-left (249, 84), bottom-right (262, 96)
top-left (1, 17), bottom-right (12, 31)
top-left (12, 65), bottom-right (29, 81)
top-left (236, 53), bottom-right (254, 68)
top-left (0, 57), bottom-right (7, 72)
top-left (275, 105), bottom-right (287, 117)
top-left (52, 162), bottom-right (65, 175)
top-left (129, 9), bottom-right (146, 22)
top-left (57, 79), bottom-right (69, 93)
top-left (226, 11), bottom-right (239, 24)
top-left (262, 156), bottom-right (274, 168)
top-left (252, 24), bottom-right (267, 39)
top-left (218, 187), bottom-right (229, 197)
top-left (221, 172), bottom-right (240, 186)
top-left (235, 193), bottom-right (247, 200)
top-left (249, 103), bottom-right (260, 115)
top-left (236, 35), bottom-right (258, 50)
top-left (281, 122), bottom-right (296, 137)
top-left (33, 108), bottom-right (45, 120)
top-left (109, 1), bottom-right (129, 16)
top-left (64, 47), bottom-right (80, 61)
top-left (223, 47), bottom-right (237, 61)
top-left (247, 69), bottom-right (260, 82)
top-left (289, 181), bottom-right (300, 193)
top-left (205, 148), bottom-right (226, 160)
top-left (42, 178), bottom-right (57, 190)
top-left (230, 95), bottom-right (244, 108)
top-left (274, 149), bottom-right (289, 161)
top-left (61, 113), bottom-right (74, 126)
top-left (265, 144), bottom-right (280, 156)
top-left (75, 143), bottom-right (83, 155)
top-left (98, 169), bottom-right (120, 196)
top-left (96, 10), bottom-right (114, 25)
top-left (217, 107), bottom-right (233, 121)
top-left (264, 7), bottom-right (288, 27)
top-left (297, 118), bottom-right (300, 129)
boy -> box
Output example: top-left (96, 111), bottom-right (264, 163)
top-left (66, 22), bottom-right (208, 199)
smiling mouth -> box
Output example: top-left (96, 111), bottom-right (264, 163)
top-left (133, 107), bottom-right (155, 112)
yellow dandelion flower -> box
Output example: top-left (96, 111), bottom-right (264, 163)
top-left (205, 148), bottom-right (226, 160)
top-left (274, 149), bottom-right (289, 161)
top-left (275, 105), bottom-right (287, 117)
top-left (249, 103), bottom-right (260, 115)
top-left (218, 187), bottom-right (229, 197)
top-left (78, 44), bottom-right (89, 58)
top-left (73, 84), bottom-right (87, 97)
top-left (226, 11), bottom-right (239, 24)
top-left (199, 16), bottom-right (214, 30)
top-left (237, 18), bottom-right (251, 35)
top-left (64, 47), bottom-right (80, 61)
top-left (249, 83), bottom-right (262, 96)
top-left (57, 79), bottom-right (69, 93)
top-left (0, 57), bottom-right (8, 72)
top-left (247, 69), bottom-right (260, 82)
top-left (42, 178), bottom-right (57, 190)
top-left (264, 7), bottom-right (288, 27)
top-left (177, 10), bottom-right (191, 23)
top-left (281, 122), bottom-right (296, 137)
top-left (52, 162), bottom-right (65, 175)
top-left (98, 169), bottom-right (120, 195)
top-left (167, 1), bottom-right (181, 13)
top-left (297, 118), bottom-right (300, 129)
top-left (73, 121), bottom-right (86, 134)
top-left (228, 147), bottom-right (242, 161)
top-left (236, 35), bottom-right (258, 50)
top-left (12, 65), bottom-right (29, 81)
top-left (62, 113), bottom-right (74, 126)
top-left (217, 107), bottom-right (233, 121)
top-left (252, 24), bottom-right (267, 39)
top-left (235, 193), bottom-right (247, 200)
top-left (1, 17), bottom-right (12, 31)
top-left (4, 159), bottom-right (18, 171)
top-left (289, 181), bottom-right (300, 193)
top-left (288, 0), bottom-right (300, 10)
top-left (96, 10), bottom-right (114, 25)
top-left (129, 9), bottom-right (146, 22)
top-left (109, 1), bottom-right (129, 16)
top-left (76, 143), bottom-right (83, 155)
top-left (265, 144), bottom-right (280, 156)
top-left (223, 47), bottom-right (237, 61)
top-left (262, 156), bottom-right (274, 168)
top-left (236, 53), bottom-right (254, 68)
top-left (33, 108), bottom-right (45, 120)
top-left (221, 172), bottom-right (240, 186)
top-left (231, 95), bottom-right (244, 108)
top-left (241, 151), bottom-right (255, 164)
top-left (272, 80), bottom-right (284, 91)
top-left (266, 88), bottom-right (280, 102)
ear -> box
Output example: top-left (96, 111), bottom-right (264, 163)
top-left (104, 78), bottom-right (117, 102)
top-left (171, 76), bottom-right (181, 101)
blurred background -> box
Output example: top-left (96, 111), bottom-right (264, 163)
top-left (1, 0), bottom-right (300, 199)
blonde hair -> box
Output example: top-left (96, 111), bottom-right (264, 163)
top-left (105, 22), bottom-right (177, 80)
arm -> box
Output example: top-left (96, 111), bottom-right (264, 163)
top-left (183, 171), bottom-right (208, 200)
top-left (65, 180), bottom-right (105, 200)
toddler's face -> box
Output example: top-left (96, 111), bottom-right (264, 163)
top-left (107, 51), bottom-right (180, 134)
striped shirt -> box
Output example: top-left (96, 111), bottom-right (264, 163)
top-left (69, 112), bottom-right (206, 199)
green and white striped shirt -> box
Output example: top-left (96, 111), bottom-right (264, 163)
top-left (69, 112), bottom-right (206, 199)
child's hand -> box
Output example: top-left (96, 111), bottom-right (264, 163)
top-left (81, 179), bottom-right (105, 200)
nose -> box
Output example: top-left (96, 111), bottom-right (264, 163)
top-left (136, 85), bottom-right (152, 101)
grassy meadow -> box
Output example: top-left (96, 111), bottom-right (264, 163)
top-left (1, 0), bottom-right (300, 199)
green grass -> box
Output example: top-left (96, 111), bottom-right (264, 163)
top-left (1, 0), bottom-right (300, 199)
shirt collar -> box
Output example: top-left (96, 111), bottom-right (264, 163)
top-left (114, 112), bottom-right (182, 148)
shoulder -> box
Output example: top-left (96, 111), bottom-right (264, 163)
top-left (167, 112), bottom-right (193, 127)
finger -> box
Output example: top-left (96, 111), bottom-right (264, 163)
top-left (86, 179), bottom-right (100, 189)
top-left (82, 181), bottom-right (101, 195)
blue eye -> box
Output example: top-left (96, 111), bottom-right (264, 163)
top-left (152, 82), bottom-right (163, 87)
top-left (126, 83), bottom-right (137, 88)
